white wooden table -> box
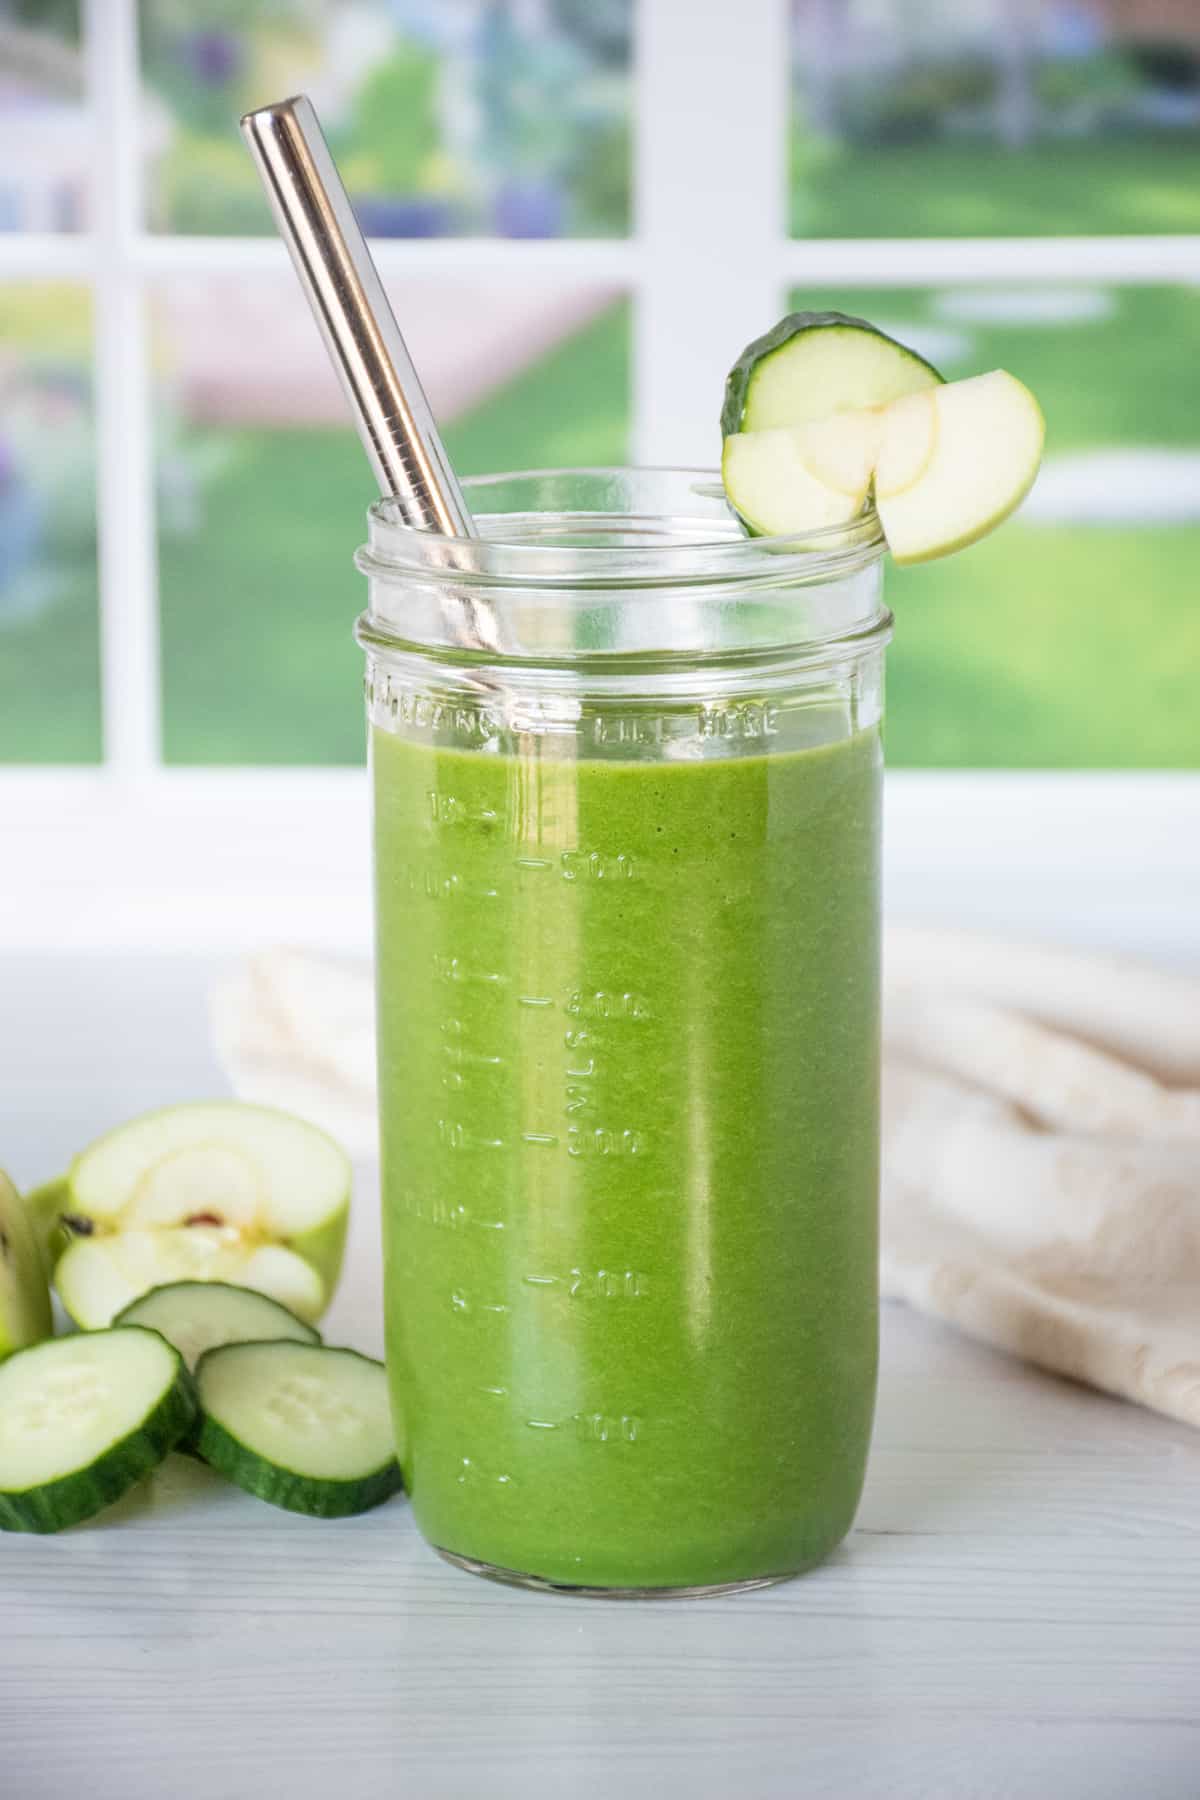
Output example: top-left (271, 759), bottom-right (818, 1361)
top-left (2, 955), bottom-right (1198, 1800)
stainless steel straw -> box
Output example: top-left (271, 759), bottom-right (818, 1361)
top-left (239, 94), bottom-right (477, 540)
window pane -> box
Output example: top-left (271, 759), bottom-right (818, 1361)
top-left (154, 274), bottom-right (630, 763)
top-left (0, 1), bottom-right (88, 233)
top-left (791, 3), bottom-right (1200, 236)
top-left (0, 280), bottom-right (100, 762)
top-left (785, 282), bottom-right (1199, 766)
top-left (140, 1), bottom-right (632, 238)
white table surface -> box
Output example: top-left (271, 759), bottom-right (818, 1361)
top-left (2, 954), bottom-right (1198, 1800)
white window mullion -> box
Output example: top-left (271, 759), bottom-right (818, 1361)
top-left (85, 0), bottom-right (161, 777)
top-left (781, 235), bottom-right (1200, 286)
top-left (633, 0), bottom-right (790, 465)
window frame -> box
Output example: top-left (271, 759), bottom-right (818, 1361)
top-left (1, 0), bottom-right (1198, 954)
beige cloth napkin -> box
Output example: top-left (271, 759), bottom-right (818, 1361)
top-left (211, 926), bottom-right (1200, 1429)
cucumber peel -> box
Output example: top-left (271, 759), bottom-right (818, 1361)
top-left (0, 1170), bottom-right (53, 1362)
top-left (721, 309), bottom-right (942, 439)
top-left (0, 1326), bottom-right (196, 1533)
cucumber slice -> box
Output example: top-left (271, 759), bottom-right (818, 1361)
top-left (0, 1170), bottom-right (53, 1361)
top-left (721, 310), bottom-right (942, 438)
top-left (0, 1327), bottom-right (195, 1533)
top-left (194, 1341), bottom-right (402, 1519)
top-left (49, 1102), bottom-right (351, 1328)
top-left (115, 1280), bottom-right (320, 1371)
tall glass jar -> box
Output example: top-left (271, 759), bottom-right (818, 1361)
top-left (357, 470), bottom-right (890, 1595)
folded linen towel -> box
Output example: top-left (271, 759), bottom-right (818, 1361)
top-left (211, 927), bottom-right (1200, 1428)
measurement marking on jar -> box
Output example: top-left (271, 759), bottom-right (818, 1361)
top-left (521, 1131), bottom-right (559, 1147)
top-left (427, 794), bottom-right (505, 829)
top-left (397, 1192), bottom-right (472, 1230)
top-left (458, 1457), bottom-right (516, 1487)
top-left (569, 1269), bottom-right (649, 1300)
top-left (481, 1302), bottom-right (511, 1315)
top-left (525, 1419), bottom-right (560, 1431)
top-left (522, 1274), bottom-right (560, 1288)
top-left (560, 850), bottom-right (637, 883)
top-left (434, 955), bottom-right (508, 987)
top-left (517, 994), bottom-right (555, 1009)
top-left (515, 856), bottom-right (554, 872)
top-left (567, 1126), bottom-right (644, 1158)
top-left (480, 1385), bottom-right (508, 1398)
top-left (574, 1412), bottom-right (643, 1444)
top-left (565, 990), bottom-right (651, 1022)
top-left (443, 1047), bottom-right (505, 1068)
top-left (437, 1120), bottom-right (506, 1151)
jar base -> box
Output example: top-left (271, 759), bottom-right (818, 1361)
top-left (434, 1546), bottom-right (800, 1599)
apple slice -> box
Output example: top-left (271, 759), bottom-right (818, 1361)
top-left (873, 370), bottom-right (1044, 565)
top-left (0, 1170), bottom-right (53, 1361)
top-left (721, 411), bottom-right (882, 536)
top-left (43, 1102), bottom-right (351, 1329)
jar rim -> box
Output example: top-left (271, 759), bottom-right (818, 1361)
top-left (358, 466), bottom-right (885, 590)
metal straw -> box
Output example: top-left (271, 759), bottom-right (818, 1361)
top-left (239, 94), bottom-right (477, 540)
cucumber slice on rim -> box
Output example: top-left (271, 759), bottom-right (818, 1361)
top-left (115, 1280), bottom-right (321, 1372)
top-left (0, 1327), bottom-right (195, 1533)
top-left (721, 309), bottom-right (942, 438)
top-left (194, 1341), bottom-right (402, 1519)
top-left (0, 1170), bottom-right (53, 1361)
top-left (48, 1102), bottom-right (351, 1328)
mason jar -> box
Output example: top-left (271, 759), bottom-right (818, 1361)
top-left (356, 468), bottom-right (890, 1595)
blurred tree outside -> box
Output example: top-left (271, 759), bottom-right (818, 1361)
top-left (139, 0), bottom-right (632, 237)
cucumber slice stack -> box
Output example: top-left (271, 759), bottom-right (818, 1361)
top-left (0, 1327), bottom-right (195, 1533)
top-left (0, 1171), bottom-right (53, 1363)
top-left (115, 1280), bottom-right (321, 1372)
top-left (194, 1341), bottom-right (402, 1519)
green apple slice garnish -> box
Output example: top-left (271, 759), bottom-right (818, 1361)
top-left (42, 1102), bottom-right (351, 1329)
top-left (873, 369), bottom-right (1045, 564)
top-left (721, 413), bottom-right (880, 536)
top-left (0, 1170), bottom-right (53, 1361)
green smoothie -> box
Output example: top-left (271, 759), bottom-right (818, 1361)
top-left (374, 718), bottom-right (881, 1590)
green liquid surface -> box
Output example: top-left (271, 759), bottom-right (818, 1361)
top-left (374, 722), bottom-right (881, 1589)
